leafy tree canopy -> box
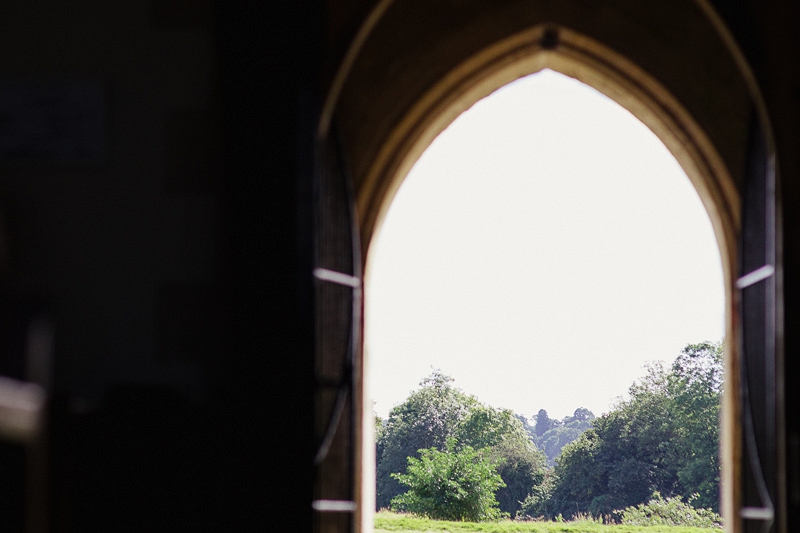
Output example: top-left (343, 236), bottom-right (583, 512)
top-left (519, 408), bottom-right (596, 465)
top-left (390, 438), bottom-right (506, 522)
top-left (534, 409), bottom-right (553, 437)
top-left (531, 341), bottom-right (722, 520)
top-left (377, 370), bottom-right (547, 517)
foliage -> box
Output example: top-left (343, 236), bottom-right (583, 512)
top-left (390, 439), bottom-right (506, 522)
top-left (487, 435), bottom-right (547, 517)
top-left (376, 413), bottom-right (385, 442)
top-left (533, 409), bottom-right (553, 438)
top-left (457, 403), bottom-right (523, 450)
top-left (380, 342), bottom-right (721, 525)
top-left (668, 343), bottom-right (722, 510)
top-left (528, 408), bottom-right (595, 465)
top-left (376, 371), bottom-right (477, 509)
top-left (517, 469), bottom-right (555, 519)
top-left (374, 510), bottom-right (720, 533)
top-left (377, 371), bottom-right (547, 517)
top-left (529, 341), bottom-right (722, 520)
top-left (463, 405), bottom-right (547, 515)
top-left (619, 492), bottom-right (722, 528)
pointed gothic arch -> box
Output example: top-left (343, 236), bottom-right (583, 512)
top-left (313, 2), bottom-right (781, 532)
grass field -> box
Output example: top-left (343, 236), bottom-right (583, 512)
top-left (373, 511), bottom-right (721, 533)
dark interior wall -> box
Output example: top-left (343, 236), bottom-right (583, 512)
top-left (0, 0), bottom-right (220, 403)
top-left (0, 1), bottom-right (318, 530)
top-left (711, 1), bottom-right (800, 527)
top-left (732, 1), bottom-right (800, 527)
top-left (210, 0), bottom-right (318, 530)
top-left (0, 1), bottom-right (223, 529)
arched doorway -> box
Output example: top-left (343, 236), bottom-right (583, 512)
top-left (312, 3), bottom-right (780, 532)
top-left (367, 67), bottom-right (727, 519)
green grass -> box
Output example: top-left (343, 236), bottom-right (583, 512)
top-left (373, 510), bottom-right (720, 533)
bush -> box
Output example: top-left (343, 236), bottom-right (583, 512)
top-left (390, 438), bottom-right (507, 521)
top-left (485, 433), bottom-right (547, 517)
top-left (517, 469), bottom-right (555, 519)
top-left (376, 372), bottom-right (548, 514)
top-left (619, 491), bottom-right (722, 528)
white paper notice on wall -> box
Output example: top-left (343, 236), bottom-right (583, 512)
top-left (0, 81), bottom-right (105, 164)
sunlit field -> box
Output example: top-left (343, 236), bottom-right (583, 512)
top-left (374, 510), bottom-right (720, 533)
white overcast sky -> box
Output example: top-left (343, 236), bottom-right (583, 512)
top-left (365, 69), bottom-right (725, 422)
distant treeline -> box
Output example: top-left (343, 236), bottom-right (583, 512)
top-left (375, 341), bottom-right (722, 522)
top-left (516, 408), bottom-right (595, 466)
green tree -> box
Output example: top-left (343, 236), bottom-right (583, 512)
top-left (566, 407), bottom-right (594, 423)
top-left (535, 408), bottom-right (595, 465)
top-left (376, 371), bottom-right (477, 509)
top-left (518, 468), bottom-right (556, 518)
top-left (487, 436), bottom-right (547, 517)
top-left (390, 438), bottom-right (506, 521)
top-left (668, 341), bottom-right (722, 510)
top-left (375, 413), bottom-right (385, 442)
top-left (456, 404), bottom-right (520, 450)
top-left (376, 371), bottom-right (547, 516)
top-left (534, 409), bottom-right (553, 437)
top-left (532, 342), bottom-right (722, 520)
top-left (456, 403), bottom-right (548, 516)
top-left (544, 364), bottom-right (683, 518)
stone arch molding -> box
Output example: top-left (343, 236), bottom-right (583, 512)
top-left (332, 0), bottom-right (752, 278)
top-left (327, 0), bottom-right (759, 529)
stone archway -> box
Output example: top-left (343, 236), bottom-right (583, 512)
top-left (323, 3), bottom-right (771, 530)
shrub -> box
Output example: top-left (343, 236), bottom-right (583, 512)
top-left (619, 491), bottom-right (722, 528)
top-left (390, 438), bottom-right (507, 522)
top-left (516, 469), bottom-right (555, 519)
